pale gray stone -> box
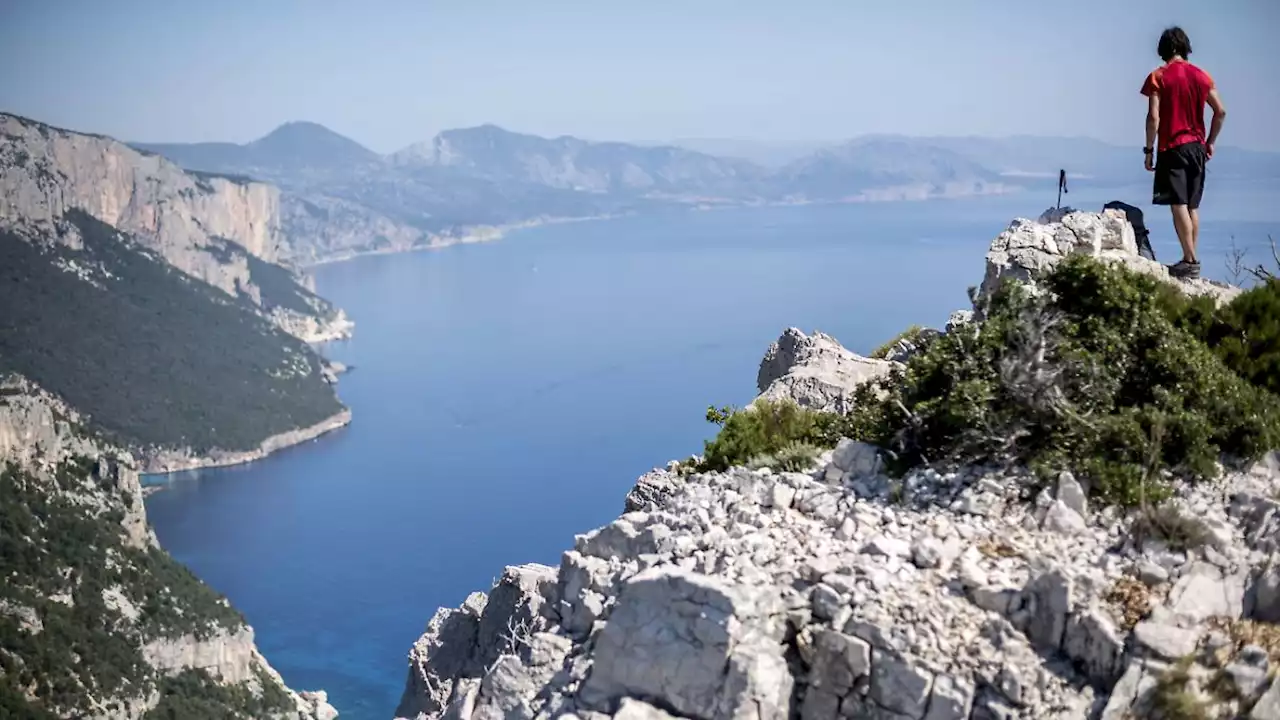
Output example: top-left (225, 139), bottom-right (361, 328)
top-left (910, 537), bottom-right (944, 569)
top-left (1019, 569), bottom-right (1072, 651)
top-left (1135, 560), bottom-right (1169, 586)
top-left (1132, 621), bottom-right (1201, 660)
top-left (922, 674), bottom-right (974, 720)
top-left (613, 698), bottom-right (682, 720)
top-left (831, 439), bottom-right (883, 478)
top-left (812, 583), bottom-right (845, 621)
top-left (1253, 677), bottom-right (1280, 718)
top-left (1041, 500), bottom-right (1086, 535)
top-left (868, 651), bottom-right (933, 718)
top-left (1099, 660), bottom-right (1163, 720)
top-left (970, 586), bottom-right (1017, 616)
top-left (1167, 562), bottom-right (1245, 622)
top-left (580, 567), bottom-right (791, 720)
top-left (1225, 661), bottom-right (1269, 702)
top-left (1055, 471), bottom-right (1088, 519)
top-left (863, 535), bottom-right (911, 559)
top-left (755, 329), bottom-right (897, 413)
top-left (1251, 561), bottom-right (1280, 623)
top-left (1063, 609), bottom-right (1125, 683)
top-left (808, 629), bottom-right (871, 696)
top-left (771, 483), bottom-right (797, 511)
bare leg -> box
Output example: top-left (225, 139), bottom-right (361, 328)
top-left (1190, 208), bottom-right (1200, 260)
top-left (1171, 205), bottom-right (1196, 263)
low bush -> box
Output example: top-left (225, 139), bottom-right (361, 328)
top-left (701, 255), bottom-right (1280, 506)
top-left (700, 400), bottom-right (840, 472)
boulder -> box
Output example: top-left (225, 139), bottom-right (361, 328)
top-left (755, 328), bottom-right (896, 413)
top-left (580, 568), bottom-right (791, 720)
top-left (974, 209), bottom-right (1239, 318)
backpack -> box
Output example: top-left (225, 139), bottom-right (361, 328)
top-left (1103, 201), bottom-right (1156, 261)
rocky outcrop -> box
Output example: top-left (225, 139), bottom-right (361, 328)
top-left (396, 426), bottom-right (1280, 720)
top-left (139, 407), bottom-right (352, 474)
top-left (975, 206), bottom-right (1240, 316)
top-left (0, 112), bottom-right (350, 341)
top-left (756, 328), bottom-right (898, 413)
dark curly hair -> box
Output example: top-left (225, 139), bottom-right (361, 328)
top-left (1158, 27), bottom-right (1192, 62)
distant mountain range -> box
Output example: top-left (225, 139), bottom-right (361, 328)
top-left (132, 122), bottom-right (1280, 265)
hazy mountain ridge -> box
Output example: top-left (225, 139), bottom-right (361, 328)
top-left (131, 121), bottom-right (1280, 265)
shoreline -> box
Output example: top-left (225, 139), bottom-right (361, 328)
top-left (139, 408), bottom-right (352, 478)
top-left (142, 184), bottom-right (1026, 487)
top-left (291, 185), bottom-right (1026, 270)
top-left (296, 212), bottom-right (625, 270)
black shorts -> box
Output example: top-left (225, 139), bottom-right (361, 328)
top-left (1153, 141), bottom-right (1207, 209)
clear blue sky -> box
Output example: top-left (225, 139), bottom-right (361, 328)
top-left (1, 0), bottom-right (1276, 153)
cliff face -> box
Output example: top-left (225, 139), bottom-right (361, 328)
top-left (0, 112), bottom-right (348, 341)
top-left (0, 373), bottom-right (338, 719)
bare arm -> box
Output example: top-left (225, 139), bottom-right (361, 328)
top-left (1144, 92), bottom-right (1159, 170)
top-left (1206, 87), bottom-right (1227, 149)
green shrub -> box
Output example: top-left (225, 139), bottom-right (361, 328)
top-left (747, 440), bottom-right (823, 472)
top-left (700, 400), bottom-right (842, 472)
top-left (1170, 279), bottom-right (1280, 397)
top-left (700, 257), bottom-right (1280, 507)
top-left (1, 457), bottom-right (246, 716)
top-left (863, 256), bottom-right (1280, 504)
top-left (870, 324), bottom-right (931, 359)
top-left (144, 668), bottom-right (295, 720)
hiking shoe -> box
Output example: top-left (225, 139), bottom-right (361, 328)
top-left (1168, 259), bottom-right (1201, 280)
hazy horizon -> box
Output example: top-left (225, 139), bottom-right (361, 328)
top-left (2, 0), bottom-right (1278, 153)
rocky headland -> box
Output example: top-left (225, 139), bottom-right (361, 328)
top-left (392, 207), bottom-right (1280, 720)
top-left (0, 373), bottom-right (339, 719)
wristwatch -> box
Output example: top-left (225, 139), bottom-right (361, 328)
top-left (1143, 147), bottom-right (1154, 154)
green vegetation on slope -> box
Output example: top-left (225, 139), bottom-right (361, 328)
top-left (0, 458), bottom-right (251, 716)
top-left (144, 668), bottom-right (294, 720)
top-left (702, 257), bottom-right (1280, 505)
top-left (0, 210), bottom-right (343, 453)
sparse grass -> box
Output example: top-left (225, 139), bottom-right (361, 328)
top-left (747, 439), bottom-right (822, 472)
top-left (1131, 503), bottom-right (1213, 552)
top-left (1149, 656), bottom-right (1212, 720)
top-left (1205, 617), bottom-right (1280, 667)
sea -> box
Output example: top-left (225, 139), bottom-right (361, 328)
top-left (144, 180), bottom-right (1280, 720)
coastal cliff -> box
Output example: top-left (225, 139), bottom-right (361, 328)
top-left (0, 112), bottom-right (349, 342)
top-left (0, 373), bottom-right (338, 719)
top-left (393, 209), bottom-right (1280, 720)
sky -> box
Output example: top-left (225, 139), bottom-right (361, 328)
top-left (1, 0), bottom-right (1277, 154)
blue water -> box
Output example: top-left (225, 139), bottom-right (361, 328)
top-left (144, 182), bottom-right (1280, 720)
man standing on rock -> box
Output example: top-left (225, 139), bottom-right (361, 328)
top-left (1140, 26), bottom-right (1227, 280)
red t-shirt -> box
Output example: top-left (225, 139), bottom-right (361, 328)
top-left (1140, 60), bottom-right (1214, 152)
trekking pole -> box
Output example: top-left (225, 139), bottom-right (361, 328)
top-left (1057, 169), bottom-right (1068, 209)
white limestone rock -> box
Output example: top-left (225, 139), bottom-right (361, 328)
top-left (974, 208), bottom-right (1240, 318)
top-left (580, 567), bottom-right (791, 720)
top-left (755, 328), bottom-right (897, 413)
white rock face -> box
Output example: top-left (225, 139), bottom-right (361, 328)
top-left (0, 112), bottom-right (350, 341)
top-left (755, 328), bottom-right (897, 412)
top-left (975, 207), bottom-right (1241, 315)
